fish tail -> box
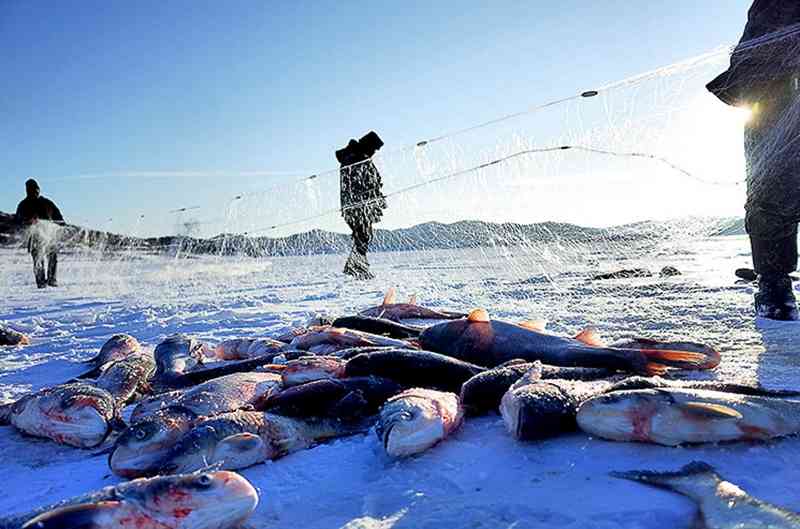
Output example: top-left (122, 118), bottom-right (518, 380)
top-left (618, 339), bottom-right (720, 370)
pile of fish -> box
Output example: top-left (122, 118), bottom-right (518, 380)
top-left (2, 287), bottom-right (799, 527)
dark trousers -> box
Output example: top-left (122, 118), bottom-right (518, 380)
top-left (345, 215), bottom-right (374, 257)
top-left (744, 76), bottom-right (800, 276)
top-left (30, 239), bottom-right (58, 287)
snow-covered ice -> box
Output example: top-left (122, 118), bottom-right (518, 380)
top-left (0, 235), bottom-right (798, 528)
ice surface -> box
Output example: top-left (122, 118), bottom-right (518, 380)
top-left (0, 236), bottom-right (798, 528)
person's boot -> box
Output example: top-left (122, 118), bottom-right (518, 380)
top-left (754, 273), bottom-right (799, 321)
top-left (344, 252), bottom-right (374, 280)
top-left (343, 251), bottom-right (359, 277)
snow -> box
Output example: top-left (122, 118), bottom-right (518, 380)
top-left (1, 235), bottom-right (799, 528)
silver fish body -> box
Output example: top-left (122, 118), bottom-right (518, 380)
top-left (577, 387), bottom-right (800, 445)
top-left (154, 411), bottom-right (368, 474)
top-left (0, 471), bottom-right (258, 529)
top-left (87, 334), bottom-right (141, 367)
top-left (3, 383), bottom-right (118, 448)
top-left (113, 372), bottom-right (283, 478)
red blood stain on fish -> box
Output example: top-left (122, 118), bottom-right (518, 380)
top-left (626, 409), bottom-right (652, 441)
top-left (739, 424), bottom-right (770, 440)
top-left (172, 508), bottom-right (192, 518)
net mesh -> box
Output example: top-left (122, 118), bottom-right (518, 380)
top-left (2, 35), bottom-right (793, 328)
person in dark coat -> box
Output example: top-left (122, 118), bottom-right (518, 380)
top-left (336, 131), bottom-right (387, 279)
top-left (707, 0), bottom-right (800, 320)
top-left (15, 179), bottom-right (65, 288)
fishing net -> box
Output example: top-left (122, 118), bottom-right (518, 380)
top-left (2, 27), bottom-right (798, 338)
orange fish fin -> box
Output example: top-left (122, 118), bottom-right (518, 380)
top-left (519, 319), bottom-right (547, 332)
top-left (681, 402), bottom-right (742, 420)
top-left (467, 308), bottom-right (490, 323)
top-left (645, 362), bottom-right (668, 376)
top-left (574, 327), bottom-right (605, 347)
top-left (382, 288), bottom-right (397, 306)
top-left (640, 349), bottom-right (710, 369)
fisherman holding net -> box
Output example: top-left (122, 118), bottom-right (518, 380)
top-left (15, 179), bottom-right (65, 289)
top-left (336, 131), bottom-right (387, 280)
top-left (708, 1), bottom-right (800, 321)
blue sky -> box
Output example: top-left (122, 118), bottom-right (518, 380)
top-left (1, 1), bottom-right (752, 235)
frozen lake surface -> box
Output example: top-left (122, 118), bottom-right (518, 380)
top-left (0, 236), bottom-right (798, 528)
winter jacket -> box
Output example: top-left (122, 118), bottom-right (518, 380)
top-left (708, 0), bottom-right (800, 106)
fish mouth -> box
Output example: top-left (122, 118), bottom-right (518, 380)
top-left (110, 445), bottom-right (171, 478)
top-left (186, 472), bottom-right (259, 529)
top-left (380, 421), bottom-right (396, 451)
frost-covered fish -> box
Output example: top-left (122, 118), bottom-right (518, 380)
top-left (289, 326), bottom-right (413, 353)
top-left (93, 353), bottom-right (156, 407)
top-left (155, 334), bottom-right (208, 379)
top-left (500, 365), bottom-right (620, 440)
top-left (501, 372), bottom-right (799, 442)
top-left (213, 337), bottom-right (286, 361)
top-left (359, 288), bottom-right (465, 322)
top-left (0, 324), bottom-right (30, 347)
top-left (420, 309), bottom-right (719, 375)
top-left (460, 361), bottom-right (613, 415)
top-left (331, 315), bottom-right (422, 340)
top-left (86, 334), bottom-right (142, 367)
top-left (154, 411), bottom-right (370, 474)
top-left (0, 383), bottom-right (121, 448)
top-left (0, 471), bottom-right (258, 529)
top-left (113, 372), bottom-right (284, 478)
top-left (577, 387), bottom-right (800, 446)
top-left (131, 371), bottom-right (284, 423)
top-left (257, 376), bottom-right (403, 419)
top-left (377, 388), bottom-right (463, 457)
top-left (612, 462), bottom-right (800, 529)
top-left (344, 349), bottom-right (485, 393)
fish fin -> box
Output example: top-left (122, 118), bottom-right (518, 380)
top-left (509, 362), bottom-right (543, 390)
top-left (383, 288), bottom-right (397, 306)
top-left (212, 433), bottom-right (268, 469)
top-left (22, 501), bottom-right (122, 529)
top-left (640, 348), bottom-right (717, 370)
top-left (408, 294), bottom-right (418, 305)
top-left (680, 402), bottom-right (743, 420)
top-left (644, 363), bottom-right (668, 376)
top-left (467, 308), bottom-right (490, 323)
top-left (574, 327), bottom-right (605, 347)
top-left (518, 319), bottom-right (547, 332)
top-left (74, 365), bottom-right (104, 380)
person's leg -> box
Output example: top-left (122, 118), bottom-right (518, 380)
top-left (30, 241), bottom-right (46, 289)
top-left (744, 77), bottom-right (800, 320)
top-left (47, 247), bottom-right (58, 287)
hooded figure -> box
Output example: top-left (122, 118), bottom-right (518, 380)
top-left (707, 1), bottom-right (800, 320)
top-left (337, 131), bottom-right (387, 279)
top-left (15, 179), bottom-right (65, 288)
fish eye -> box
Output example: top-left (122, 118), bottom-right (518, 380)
top-left (135, 428), bottom-right (148, 441)
top-left (197, 473), bottom-right (213, 487)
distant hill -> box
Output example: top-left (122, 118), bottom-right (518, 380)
top-left (0, 211), bottom-right (744, 258)
top-left (710, 218), bottom-right (746, 236)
